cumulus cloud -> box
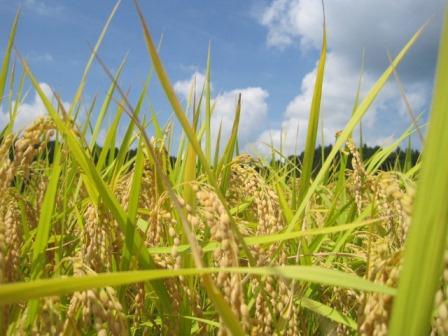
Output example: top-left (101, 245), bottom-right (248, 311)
top-left (0, 82), bottom-right (69, 132)
top-left (253, 0), bottom-right (444, 154)
top-left (213, 87), bottom-right (269, 145)
top-left (248, 53), bottom-right (370, 153)
top-left (260, 0), bottom-right (323, 50)
top-left (174, 72), bottom-right (269, 148)
top-left (174, 71), bottom-right (207, 103)
top-left (260, 0), bottom-right (444, 78)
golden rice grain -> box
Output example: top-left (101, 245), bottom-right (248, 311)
top-left (196, 187), bottom-right (249, 334)
top-left (64, 261), bottom-right (127, 335)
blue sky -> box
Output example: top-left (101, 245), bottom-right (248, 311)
top-left (0, 0), bottom-right (445, 154)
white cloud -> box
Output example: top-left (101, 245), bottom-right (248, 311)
top-left (173, 72), bottom-right (269, 148)
top-left (249, 52), bottom-right (429, 155)
top-left (248, 52), bottom-right (371, 154)
top-left (0, 82), bottom-right (69, 132)
top-left (174, 71), bottom-right (207, 103)
top-left (260, 0), bottom-right (323, 50)
top-left (260, 0), bottom-right (444, 72)
top-left (213, 87), bottom-right (269, 145)
top-left (252, 0), bottom-right (443, 154)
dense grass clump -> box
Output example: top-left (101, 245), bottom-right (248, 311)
top-left (0, 2), bottom-right (447, 335)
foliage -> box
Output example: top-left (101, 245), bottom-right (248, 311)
top-left (0, 2), bottom-right (446, 335)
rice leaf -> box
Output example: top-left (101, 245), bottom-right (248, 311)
top-left (389, 7), bottom-right (448, 335)
top-left (0, 9), bottom-right (19, 109)
top-left (299, 297), bottom-right (357, 330)
top-left (297, 21), bottom-right (327, 208)
top-left (286, 23), bottom-right (426, 232)
top-left (68, 0), bottom-right (121, 116)
top-left (19, 55), bottom-right (173, 315)
top-left (0, 265), bottom-right (394, 306)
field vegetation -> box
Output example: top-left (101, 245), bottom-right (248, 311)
top-left (0, 2), bottom-right (448, 335)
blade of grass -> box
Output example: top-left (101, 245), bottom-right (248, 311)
top-left (147, 217), bottom-right (381, 255)
top-left (120, 139), bottom-right (144, 272)
top-left (218, 94), bottom-right (241, 193)
top-left (297, 18), bottom-right (327, 207)
top-left (24, 144), bottom-right (62, 326)
top-left (286, 22), bottom-right (426, 232)
top-left (213, 120), bottom-right (223, 168)
top-left (30, 144), bottom-right (62, 278)
top-left (365, 121), bottom-right (418, 174)
top-left (389, 7), bottom-right (448, 335)
top-left (205, 42), bottom-right (212, 162)
top-left (90, 57), bottom-right (126, 149)
top-left (0, 9), bottom-right (19, 109)
top-left (0, 265), bottom-right (395, 306)
top-left (133, 0), bottom-right (215, 184)
top-left (299, 297), bottom-right (357, 330)
top-left (96, 101), bottom-right (123, 172)
top-left (110, 76), bottom-right (149, 187)
top-left (92, 40), bottom-right (246, 335)
top-left (18, 54), bottom-right (173, 315)
top-left (7, 66), bottom-right (25, 135)
top-left (183, 76), bottom-right (201, 207)
top-left (132, 0), bottom-right (255, 269)
top-left (80, 95), bottom-right (97, 137)
top-left (68, 0), bottom-right (121, 117)
top-left (387, 50), bottom-right (424, 144)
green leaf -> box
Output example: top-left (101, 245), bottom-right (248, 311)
top-left (90, 57), bottom-right (126, 149)
top-left (205, 43), bottom-right (212, 162)
top-left (297, 22), bottom-right (327, 208)
top-left (147, 217), bottom-right (381, 255)
top-left (68, 0), bottom-right (121, 117)
top-left (389, 7), bottom-right (448, 335)
top-left (96, 102), bottom-right (123, 172)
top-left (25, 145), bottom-right (62, 327)
top-left (286, 22), bottom-right (426, 232)
top-left (218, 94), bottom-right (241, 193)
top-left (31, 145), bottom-right (62, 278)
top-left (0, 265), bottom-right (394, 306)
top-left (19, 55), bottom-right (173, 315)
top-left (133, 0), bottom-right (216, 186)
top-left (0, 9), bottom-right (19, 109)
top-left (299, 297), bottom-right (357, 330)
top-left (120, 139), bottom-right (144, 272)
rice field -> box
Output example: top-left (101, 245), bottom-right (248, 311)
top-left (1, 2), bottom-right (448, 335)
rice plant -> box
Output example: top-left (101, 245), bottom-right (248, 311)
top-left (0, 1), bottom-right (447, 335)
